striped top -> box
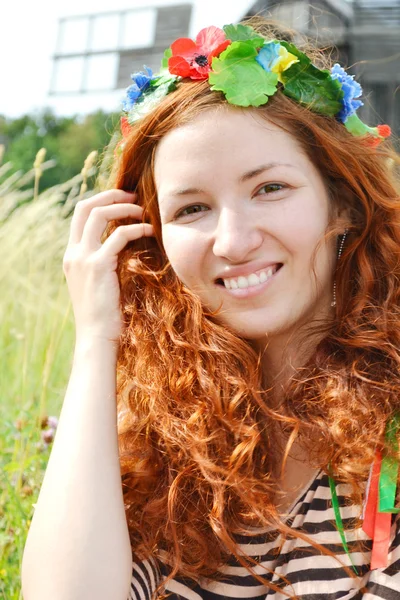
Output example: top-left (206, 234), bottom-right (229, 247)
top-left (128, 470), bottom-right (400, 600)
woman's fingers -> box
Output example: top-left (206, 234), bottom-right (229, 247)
top-left (67, 190), bottom-right (138, 246)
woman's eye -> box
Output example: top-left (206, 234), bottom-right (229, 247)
top-left (256, 183), bottom-right (286, 196)
top-left (176, 204), bottom-right (208, 218)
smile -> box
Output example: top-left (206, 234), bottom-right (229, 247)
top-left (215, 264), bottom-right (283, 298)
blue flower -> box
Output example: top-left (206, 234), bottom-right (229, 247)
top-left (255, 42), bottom-right (281, 72)
top-left (122, 67), bottom-right (153, 112)
top-left (330, 63), bottom-right (363, 123)
top-left (256, 42), bottom-right (299, 83)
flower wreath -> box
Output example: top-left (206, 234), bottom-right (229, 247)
top-left (121, 23), bottom-right (391, 147)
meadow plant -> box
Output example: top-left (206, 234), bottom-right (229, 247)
top-left (0, 150), bottom-right (98, 598)
top-left (32, 149), bottom-right (46, 202)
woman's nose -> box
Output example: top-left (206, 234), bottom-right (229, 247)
top-left (212, 207), bottom-right (263, 262)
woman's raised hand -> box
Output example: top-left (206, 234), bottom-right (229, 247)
top-left (62, 190), bottom-right (154, 343)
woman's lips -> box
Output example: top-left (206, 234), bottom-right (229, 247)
top-left (216, 263), bottom-right (283, 298)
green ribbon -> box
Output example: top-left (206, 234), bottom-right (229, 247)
top-left (328, 472), bottom-right (359, 575)
top-left (328, 413), bottom-right (400, 575)
top-left (379, 413), bottom-right (400, 513)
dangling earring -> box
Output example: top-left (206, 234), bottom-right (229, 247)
top-left (331, 229), bottom-right (348, 308)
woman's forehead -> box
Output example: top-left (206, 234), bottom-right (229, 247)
top-left (154, 108), bottom-right (308, 183)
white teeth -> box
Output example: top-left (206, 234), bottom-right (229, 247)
top-left (238, 276), bottom-right (250, 289)
top-left (248, 273), bottom-right (260, 286)
top-left (222, 266), bottom-right (279, 290)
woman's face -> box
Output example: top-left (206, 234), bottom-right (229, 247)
top-left (154, 107), bottom-right (337, 343)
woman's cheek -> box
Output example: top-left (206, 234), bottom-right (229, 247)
top-left (162, 226), bottom-right (201, 282)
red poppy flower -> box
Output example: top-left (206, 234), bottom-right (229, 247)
top-left (168, 26), bottom-right (231, 80)
top-left (114, 117), bottom-right (133, 157)
top-left (120, 116), bottom-right (132, 139)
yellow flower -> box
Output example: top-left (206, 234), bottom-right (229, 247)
top-left (271, 46), bottom-right (299, 82)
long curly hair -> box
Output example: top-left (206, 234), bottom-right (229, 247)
top-left (104, 19), bottom-right (400, 599)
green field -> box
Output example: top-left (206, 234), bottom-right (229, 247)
top-left (0, 151), bottom-right (98, 598)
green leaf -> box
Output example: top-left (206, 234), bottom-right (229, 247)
top-left (150, 70), bottom-right (178, 89)
top-left (209, 40), bottom-right (278, 107)
top-left (223, 23), bottom-right (264, 44)
top-left (279, 40), bottom-right (311, 66)
top-left (281, 62), bottom-right (344, 116)
top-left (161, 47), bottom-right (172, 70)
top-left (344, 113), bottom-right (377, 137)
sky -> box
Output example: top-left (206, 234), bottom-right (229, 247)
top-left (1, 0), bottom-right (256, 117)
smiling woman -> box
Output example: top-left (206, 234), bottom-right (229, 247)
top-left (110, 19), bottom-right (400, 600)
top-left (22, 16), bottom-right (400, 600)
top-left (103, 15), bottom-right (400, 592)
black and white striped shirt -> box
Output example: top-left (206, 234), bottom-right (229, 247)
top-left (128, 470), bottom-right (400, 600)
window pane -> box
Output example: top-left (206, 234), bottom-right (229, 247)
top-left (90, 14), bottom-right (120, 52)
top-left (85, 53), bottom-right (118, 91)
top-left (52, 57), bottom-right (85, 93)
top-left (122, 8), bottom-right (156, 49)
top-left (58, 18), bottom-right (88, 54)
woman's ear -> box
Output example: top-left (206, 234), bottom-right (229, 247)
top-left (326, 176), bottom-right (353, 233)
top-left (336, 206), bottom-right (352, 233)
top-left (330, 187), bottom-right (352, 233)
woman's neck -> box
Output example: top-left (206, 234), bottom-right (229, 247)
top-left (256, 324), bottom-right (329, 405)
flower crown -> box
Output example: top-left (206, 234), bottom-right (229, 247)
top-left (121, 23), bottom-right (391, 147)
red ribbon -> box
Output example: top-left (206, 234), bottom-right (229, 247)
top-left (362, 449), bottom-right (392, 569)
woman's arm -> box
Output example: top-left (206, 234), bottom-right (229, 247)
top-left (21, 337), bottom-right (133, 600)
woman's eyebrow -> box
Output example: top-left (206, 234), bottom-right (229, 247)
top-left (164, 163), bottom-right (297, 199)
top-left (239, 162), bottom-right (296, 183)
top-left (168, 187), bottom-right (203, 198)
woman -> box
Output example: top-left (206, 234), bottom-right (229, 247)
top-left (22, 18), bottom-right (400, 600)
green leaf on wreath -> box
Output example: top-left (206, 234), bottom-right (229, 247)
top-left (223, 23), bottom-right (265, 44)
top-left (209, 40), bottom-right (278, 107)
top-left (151, 70), bottom-right (178, 89)
top-left (344, 114), bottom-right (377, 137)
top-left (281, 62), bottom-right (344, 116)
top-left (161, 47), bottom-right (172, 69)
top-left (279, 40), bottom-right (311, 66)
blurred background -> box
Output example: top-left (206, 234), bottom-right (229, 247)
top-left (1, 0), bottom-right (399, 187)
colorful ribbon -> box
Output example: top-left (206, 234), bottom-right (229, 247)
top-left (361, 414), bottom-right (400, 569)
top-left (329, 413), bottom-right (400, 573)
top-left (328, 473), bottom-right (359, 574)
top-left (379, 414), bottom-right (400, 514)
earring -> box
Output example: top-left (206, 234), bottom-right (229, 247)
top-left (331, 229), bottom-right (348, 308)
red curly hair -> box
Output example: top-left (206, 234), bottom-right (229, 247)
top-left (103, 19), bottom-right (400, 599)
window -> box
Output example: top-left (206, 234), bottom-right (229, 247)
top-left (58, 17), bottom-right (88, 55)
top-left (86, 53), bottom-right (118, 91)
top-left (52, 57), bottom-right (85, 93)
top-left (50, 5), bottom-right (191, 95)
top-left (90, 14), bottom-right (120, 52)
top-left (121, 9), bottom-right (157, 49)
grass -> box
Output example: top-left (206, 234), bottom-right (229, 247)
top-left (0, 154), bottom-right (98, 598)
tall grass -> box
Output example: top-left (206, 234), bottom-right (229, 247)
top-left (0, 151), bottom-right (99, 599)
